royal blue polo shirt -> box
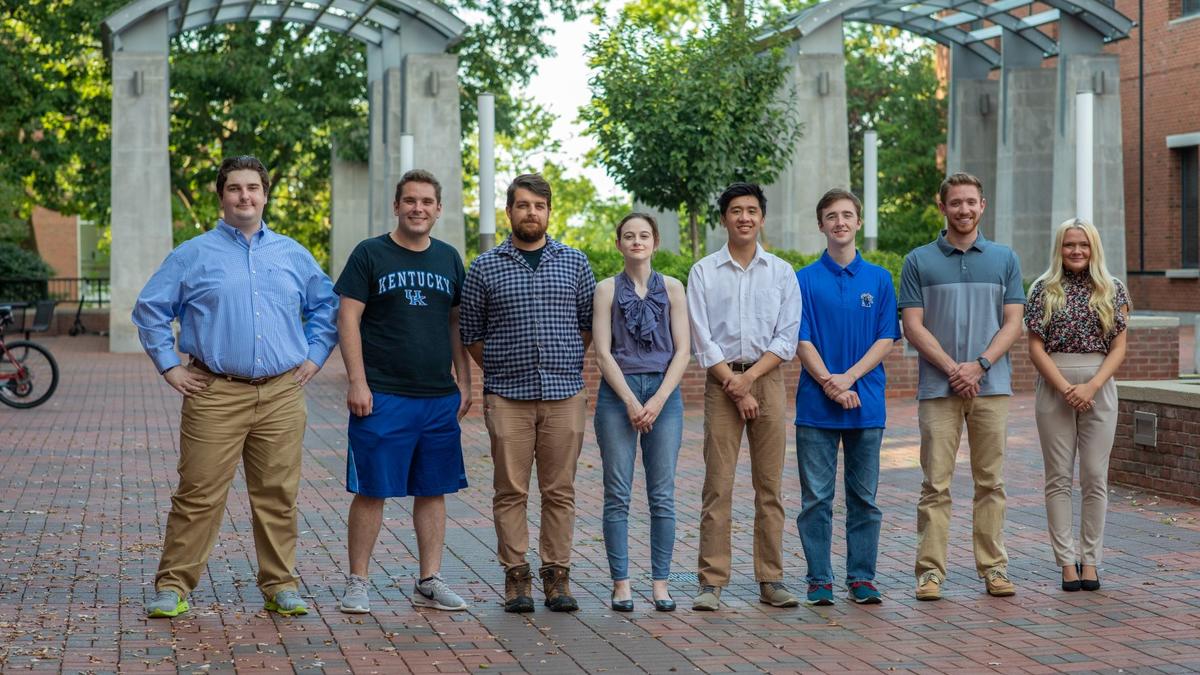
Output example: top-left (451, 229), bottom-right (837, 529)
top-left (795, 251), bottom-right (901, 429)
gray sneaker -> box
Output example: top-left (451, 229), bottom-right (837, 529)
top-left (264, 589), bottom-right (309, 616)
top-left (760, 582), bottom-right (800, 608)
top-left (146, 589), bottom-right (189, 618)
top-left (339, 575), bottom-right (371, 614)
top-left (412, 573), bottom-right (468, 611)
top-left (692, 585), bottom-right (721, 611)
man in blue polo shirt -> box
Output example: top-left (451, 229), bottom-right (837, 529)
top-left (900, 172), bottom-right (1024, 601)
top-left (794, 188), bottom-right (900, 606)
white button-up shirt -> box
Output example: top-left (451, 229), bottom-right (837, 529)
top-left (686, 243), bottom-right (801, 369)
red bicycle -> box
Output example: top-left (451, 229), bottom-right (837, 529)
top-left (0, 305), bottom-right (59, 408)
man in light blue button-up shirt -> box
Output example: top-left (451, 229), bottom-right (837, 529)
top-left (132, 156), bottom-right (337, 619)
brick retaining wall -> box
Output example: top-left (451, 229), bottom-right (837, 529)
top-left (1111, 389), bottom-right (1200, 502)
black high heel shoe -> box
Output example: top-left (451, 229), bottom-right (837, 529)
top-left (1062, 564), bottom-right (1081, 592)
top-left (1080, 564), bottom-right (1101, 592)
top-left (654, 598), bottom-right (676, 612)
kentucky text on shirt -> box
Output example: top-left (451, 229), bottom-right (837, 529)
top-left (377, 270), bottom-right (456, 297)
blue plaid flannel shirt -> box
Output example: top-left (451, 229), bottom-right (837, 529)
top-left (460, 235), bottom-right (596, 401)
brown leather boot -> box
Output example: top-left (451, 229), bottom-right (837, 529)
top-left (540, 565), bottom-right (579, 612)
top-left (503, 563), bottom-right (534, 613)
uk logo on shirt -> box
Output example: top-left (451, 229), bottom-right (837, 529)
top-left (405, 290), bottom-right (428, 306)
top-left (860, 292), bottom-right (874, 308)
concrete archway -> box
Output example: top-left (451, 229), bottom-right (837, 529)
top-left (102, 0), bottom-right (467, 352)
top-left (694, 0), bottom-right (1134, 281)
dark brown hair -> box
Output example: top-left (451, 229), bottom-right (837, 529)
top-left (506, 173), bottom-right (552, 209)
top-left (615, 212), bottom-right (660, 243)
top-left (395, 169), bottom-right (442, 204)
top-left (815, 188), bottom-right (862, 224)
top-left (216, 155), bottom-right (270, 195)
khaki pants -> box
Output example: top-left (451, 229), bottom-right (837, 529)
top-left (698, 368), bottom-right (787, 587)
top-left (483, 391), bottom-right (587, 571)
top-left (1035, 353), bottom-right (1117, 566)
top-left (914, 394), bottom-right (1010, 580)
top-left (156, 367), bottom-right (306, 599)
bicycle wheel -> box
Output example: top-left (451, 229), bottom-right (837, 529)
top-left (0, 340), bottom-right (59, 408)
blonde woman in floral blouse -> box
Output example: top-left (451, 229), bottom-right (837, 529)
top-left (1025, 218), bottom-right (1129, 593)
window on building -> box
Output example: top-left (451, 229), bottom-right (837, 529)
top-left (1184, 0), bottom-right (1200, 18)
top-left (1184, 146), bottom-right (1199, 268)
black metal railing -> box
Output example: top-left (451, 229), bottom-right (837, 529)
top-left (0, 277), bottom-right (110, 307)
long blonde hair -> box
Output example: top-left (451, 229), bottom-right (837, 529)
top-left (1031, 218), bottom-right (1125, 335)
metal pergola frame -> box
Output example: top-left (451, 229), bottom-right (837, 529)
top-left (103, 0), bottom-right (465, 50)
top-left (771, 0), bottom-right (1135, 67)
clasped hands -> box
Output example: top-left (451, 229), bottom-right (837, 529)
top-left (816, 372), bottom-right (860, 410)
top-left (946, 360), bottom-right (985, 399)
top-left (1061, 381), bottom-right (1098, 412)
top-left (624, 395), bottom-right (665, 432)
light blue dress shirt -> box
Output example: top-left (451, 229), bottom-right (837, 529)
top-left (132, 220), bottom-right (338, 378)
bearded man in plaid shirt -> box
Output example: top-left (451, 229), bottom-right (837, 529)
top-left (460, 173), bottom-right (597, 613)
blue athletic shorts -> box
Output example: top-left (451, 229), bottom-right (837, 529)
top-left (346, 391), bottom-right (468, 498)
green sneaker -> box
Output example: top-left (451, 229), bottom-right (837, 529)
top-left (264, 589), bottom-right (309, 616)
top-left (146, 590), bottom-right (189, 618)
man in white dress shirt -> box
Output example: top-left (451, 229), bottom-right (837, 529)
top-left (686, 182), bottom-right (802, 611)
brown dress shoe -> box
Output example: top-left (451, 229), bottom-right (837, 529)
top-left (504, 563), bottom-right (534, 613)
top-left (984, 568), bottom-right (1016, 597)
top-left (540, 565), bottom-right (579, 612)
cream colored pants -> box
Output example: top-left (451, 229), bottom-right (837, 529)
top-left (1034, 352), bottom-right (1118, 566)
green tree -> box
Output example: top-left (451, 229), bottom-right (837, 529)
top-left (582, 8), bottom-right (802, 258)
top-left (844, 25), bottom-right (946, 255)
top-left (1, 0), bottom-right (582, 269)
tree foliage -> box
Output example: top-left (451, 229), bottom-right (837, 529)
top-left (582, 7), bottom-right (802, 258)
top-left (844, 24), bottom-right (946, 255)
top-left (0, 0), bottom-right (582, 269)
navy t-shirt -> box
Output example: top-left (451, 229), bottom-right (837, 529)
top-left (795, 251), bottom-right (901, 429)
top-left (334, 235), bottom-right (465, 397)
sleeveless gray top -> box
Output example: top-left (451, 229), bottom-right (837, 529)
top-left (610, 271), bottom-right (674, 374)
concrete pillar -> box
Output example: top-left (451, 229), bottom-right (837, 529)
top-left (993, 30), bottom-right (1056, 268)
top-left (946, 45), bottom-right (999, 240)
top-left (330, 145), bottom-right (370, 282)
top-left (403, 53), bottom-right (465, 255)
top-left (108, 10), bottom-right (172, 353)
top-left (1050, 19), bottom-right (1125, 281)
top-left (633, 202), bottom-right (681, 254)
top-left (714, 19), bottom-right (849, 255)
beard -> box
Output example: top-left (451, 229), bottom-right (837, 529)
top-left (512, 218), bottom-right (547, 243)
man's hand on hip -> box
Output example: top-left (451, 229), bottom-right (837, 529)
top-left (164, 366), bottom-right (212, 397)
top-left (293, 359), bottom-right (320, 386)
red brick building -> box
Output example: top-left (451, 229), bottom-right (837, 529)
top-left (1108, 0), bottom-right (1200, 312)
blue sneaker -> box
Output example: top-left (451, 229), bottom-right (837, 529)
top-left (847, 581), bottom-right (882, 604)
top-left (264, 589), bottom-right (309, 616)
top-left (805, 583), bottom-right (834, 606)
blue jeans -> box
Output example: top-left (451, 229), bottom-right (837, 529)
top-left (594, 374), bottom-right (683, 581)
top-left (795, 425), bottom-right (883, 586)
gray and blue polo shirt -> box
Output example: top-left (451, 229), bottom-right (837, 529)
top-left (899, 231), bottom-right (1024, 400)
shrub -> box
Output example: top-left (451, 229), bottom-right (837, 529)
top-left (0, 242), bottom-right (53, 302)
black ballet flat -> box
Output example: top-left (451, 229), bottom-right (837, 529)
top-left (611, 594), bottom-right (634, 612)
top-left (654, 598), bottom-right (676, 612)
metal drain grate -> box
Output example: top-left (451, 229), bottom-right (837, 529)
top-left (666, 572), bottom-right (698, 583)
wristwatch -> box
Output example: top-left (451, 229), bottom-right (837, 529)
top-left (976, 356), bottom-right (991, 372)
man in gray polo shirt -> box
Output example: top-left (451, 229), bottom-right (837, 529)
top-left (899, 172), bottom-right (1024, 601)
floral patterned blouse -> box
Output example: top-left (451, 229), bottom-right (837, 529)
top-left (1024, 271), bottom-right (1130, 354)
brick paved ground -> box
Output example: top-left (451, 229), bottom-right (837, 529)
top-left (1, 336), bottom-right (1199, 674)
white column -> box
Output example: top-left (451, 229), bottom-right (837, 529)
top-left (478, 93), bottom-right (496, 251)
top-left (1074, 91), bottom-right (1095, 223)
top-left (863, 129), bottom-right (878, 251)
